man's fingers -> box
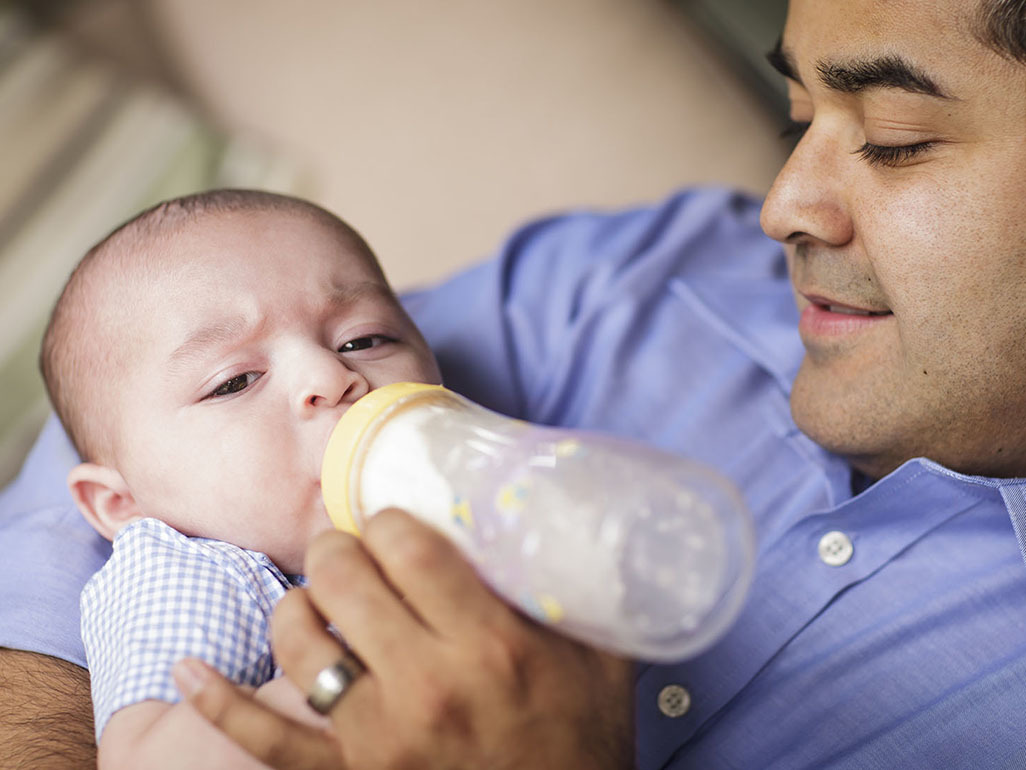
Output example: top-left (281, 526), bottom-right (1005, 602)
top-left (271, 588), bottom-right (370, 705)
top-left (174, 658), bottom-right (344, 770)
top-left (302, 529), bottom-right (434, 674)
top-left (360, 508), bottom-right (520, 640)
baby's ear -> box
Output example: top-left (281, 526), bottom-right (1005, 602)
top-left (68, 463), bottom-right (141, 541)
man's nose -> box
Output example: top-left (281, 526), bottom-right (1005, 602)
top-left (760, 124), bottom-right (854, 248)
top-left (292, 349), bottom-right (370, 416)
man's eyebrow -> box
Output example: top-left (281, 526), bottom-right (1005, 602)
top-left (766, 39), bottom-right (800, 84)
top-left (766, 39), bottom-right (952, 100)
top-left (816, 55), bottom-right (952, 99)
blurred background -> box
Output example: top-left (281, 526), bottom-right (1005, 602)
top-left (1, 0), bottom-right (790, 485)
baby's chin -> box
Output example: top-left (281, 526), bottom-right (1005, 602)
top-left (270, 548), bottom-right (307, 577)
top-left (274, 514), bottom-right (335, 576)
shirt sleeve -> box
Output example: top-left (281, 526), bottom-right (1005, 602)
top-left (0, 414), bottom-right (104, 667)
top-left (402, 186), bottom-right (771, 423)
top-left (81, 520), bottom-right (283, 740)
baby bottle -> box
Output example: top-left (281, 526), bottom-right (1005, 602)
top-left (321, 382), bottom-right (755, 662)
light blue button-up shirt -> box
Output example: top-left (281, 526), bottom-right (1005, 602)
top-left (3, 187), bottom-right (1025, 767)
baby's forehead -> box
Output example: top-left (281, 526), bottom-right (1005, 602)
top-left (88, 207), bottom-right (387, 343)
top-left (98, 206), bottom-right (371, 283)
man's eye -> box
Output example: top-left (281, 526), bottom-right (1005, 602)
top-left (339, 335), bottom-right (392, 353)
top-left (208, 372), bottom-right (259, 398)
top-left (855, 141), bottom-right (936, 168)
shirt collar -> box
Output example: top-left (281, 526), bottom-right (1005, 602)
top-left (855, 457), bottom-right (1026, 569)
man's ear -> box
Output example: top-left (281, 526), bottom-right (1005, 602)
top-left (68, 463), bottom-right (142, 541)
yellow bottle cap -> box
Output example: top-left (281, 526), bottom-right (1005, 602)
top-left (321, 382), bottom-right (448, 535)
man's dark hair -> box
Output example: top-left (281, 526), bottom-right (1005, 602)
top-left (977, 0), bottom-right (1026, 61)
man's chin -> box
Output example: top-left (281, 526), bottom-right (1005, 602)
top-left (789, 377), bottom-right (901, 478)
top-left (791, 408), bottom-right (908, 483)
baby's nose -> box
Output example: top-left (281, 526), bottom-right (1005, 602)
top-left (295, 354), bottom-right (369, 414)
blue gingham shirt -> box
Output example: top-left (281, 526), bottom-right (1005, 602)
top-left (80, 518), bottom-right (303, 739)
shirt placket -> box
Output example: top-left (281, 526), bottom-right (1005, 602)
top-left (635, 462), bottom-right (988, 770)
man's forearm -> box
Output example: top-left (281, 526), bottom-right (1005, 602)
top-left (0, 648), bottom-right (96, 769)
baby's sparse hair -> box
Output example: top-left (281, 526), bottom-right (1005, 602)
top-left (40, 188), bottom-right (384, 463)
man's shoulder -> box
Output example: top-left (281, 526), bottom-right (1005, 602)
top-left (491, 186), bottom-right (789, 347)
top-left (505, 186), bottom-right (778, 278)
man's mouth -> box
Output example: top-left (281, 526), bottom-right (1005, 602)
top-left (803, 292), bottom-right (892, 316)
top-left (798, 294), bottom-right (893, 339)
top-left (821, 304), bottom-right (891, 317)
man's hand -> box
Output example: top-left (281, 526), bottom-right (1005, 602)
top-left (253, 675), bottom-right (334, 730)
top-left (0, 648), bottom-right (96, 769)
top-left (184, 509), bottom-right (636, 769)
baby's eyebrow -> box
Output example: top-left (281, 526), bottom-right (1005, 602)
top-left (325, 280), bottom-right (396, 311)
top-left (166, 281), bottom-right (395, 373)
top-left (167, 316), bottom-right (254, 373)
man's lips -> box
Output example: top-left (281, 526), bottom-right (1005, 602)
top-left (802, 293), bottom-right (891, 315)
top-left (798, 294), bottom-right (893, 337)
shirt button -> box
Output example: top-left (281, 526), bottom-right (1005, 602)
top-left (818, 530), bottom-right (854, 566)
top-left (657, 684), bottom-right (691, 718)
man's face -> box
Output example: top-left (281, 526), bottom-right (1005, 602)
top-left (108, 209), bottom-right (441, 573)
top-left (761, 0), bottom-right (1026, 479)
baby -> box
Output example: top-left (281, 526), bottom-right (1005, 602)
top-left (40, 189), bottom-right (442, 768)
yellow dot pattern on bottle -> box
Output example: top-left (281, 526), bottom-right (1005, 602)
top-left (451, 497), bottom-right (474, 529)
top-left (496, 482), bottom-right (530, 512)
top-left (554, 439), bottom-right (580, 457)
top-left (537, 594), bottom-right (565, 623)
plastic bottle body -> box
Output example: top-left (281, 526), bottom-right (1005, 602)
top-left (322, 383), bottom-right (755, 662)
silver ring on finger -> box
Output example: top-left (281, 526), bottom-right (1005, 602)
top-left (306, 652), bottom-right (365, 715)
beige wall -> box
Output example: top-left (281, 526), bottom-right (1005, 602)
top-left (68, 0), bottom-right (788, 290)
top-left (1, 0), bottom-right (789, 483)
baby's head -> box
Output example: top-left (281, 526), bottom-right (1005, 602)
top-left (42, 189), bottom-right (441, 572)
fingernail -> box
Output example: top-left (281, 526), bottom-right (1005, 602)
top-left (173, 658), bottom-right (210, 698)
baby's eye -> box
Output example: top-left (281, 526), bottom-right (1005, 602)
top-left (208, 372), bottom-right (260, 398)
top-left (338, 335), bottom-right (393, 353)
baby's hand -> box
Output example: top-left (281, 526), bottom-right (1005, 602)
top-left (254, 675), bottom-right (332, 730)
